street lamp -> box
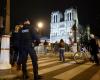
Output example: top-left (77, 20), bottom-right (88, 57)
top-left (37, 22), bottom-right (43, 29)
top-left (37, 21), bottom-right (44, 37)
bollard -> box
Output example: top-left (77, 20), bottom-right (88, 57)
top-left (0, 35), bottom-right (11, 69)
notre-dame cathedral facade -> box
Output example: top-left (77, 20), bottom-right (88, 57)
top-left (50, 8), bottom-right (79, 44)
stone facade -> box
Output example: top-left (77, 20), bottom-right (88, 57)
top-left (50, 8), bottom-right (79, 44)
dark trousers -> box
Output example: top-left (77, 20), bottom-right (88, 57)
top-left (91, 51), bottom-right (99, 64)
top-left (17, 48), bottom-right (22, 66)
top-left (21, 46), bottom-right (38, 80)
top-left (91, 54), bottom-right (99, 64)
top-left (10, 46), bottom-right (20, 66)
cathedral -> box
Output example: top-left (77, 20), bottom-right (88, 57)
top-left (50, 8), bottom-right (79, 44)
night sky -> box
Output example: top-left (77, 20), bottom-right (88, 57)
top-left (2, 0), bottom-right (100, 37)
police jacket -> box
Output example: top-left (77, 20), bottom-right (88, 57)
top-left (19, 24), bottom-right (40, 47)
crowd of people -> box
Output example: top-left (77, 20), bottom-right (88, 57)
top-left (51, 35), bottom-right (100, 65)
top-left (0, 18), bottom-right (100, 80)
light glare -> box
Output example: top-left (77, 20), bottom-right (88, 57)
top-left (37, 22), bottom-right (43, 28)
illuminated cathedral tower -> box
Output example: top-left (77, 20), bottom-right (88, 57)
top-left (50, 8), bottom-right (79, 44)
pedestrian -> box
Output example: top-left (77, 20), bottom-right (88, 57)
top-left (53, 41), bottom-right (59, 54)
top-left (58, 39), bottom-right (65, 62)
top-left (10, 25), bottom-right (21, 70)
top-left (89, 34), bottom-right (99, 65)
top-left (43, 40), bottom-right (48, 54)
top-left (19, 19), bottom-right (42, 80)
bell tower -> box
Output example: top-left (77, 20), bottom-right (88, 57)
top-left (64, 8), bottom-right (78, 27)
top-left (51, 11), bottom-right (63, 23)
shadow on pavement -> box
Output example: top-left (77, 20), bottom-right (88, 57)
top-left (70, 64), bottom-right (100, 80)
top-left (41, 63), bottom-right (81, 80)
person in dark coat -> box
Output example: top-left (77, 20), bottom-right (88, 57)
top-left (43, 40), bottom-right (48, 54)
top-left (53, 41), bottom-right (59, 54)
top-left (19, 19), bottom-right (42, 80)
top-left (58, 39), bottom-right (65, 62)
top-left (10, 25), bottom-right (21, 70)
top-left (89, 34), bottom-right (99, 65)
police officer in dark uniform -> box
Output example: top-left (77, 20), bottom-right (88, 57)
top-left (19, 19), bottom-right (42, 80)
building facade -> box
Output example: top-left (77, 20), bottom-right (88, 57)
top-left (50, 8), bottom-right (79, 44)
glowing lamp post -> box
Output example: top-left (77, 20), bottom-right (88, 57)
top-left (37, 22), bottom-right (43, 29)
top-left (37, 22), bottom-right (44, 37)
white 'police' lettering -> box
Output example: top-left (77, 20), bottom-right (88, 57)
top-left (22, 29), bottom-right (29, 33)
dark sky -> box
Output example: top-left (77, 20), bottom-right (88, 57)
top-left (10, 0), bottom-right (100, 37)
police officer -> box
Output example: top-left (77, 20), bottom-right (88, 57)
top-left (19, 19), bottom-right (42, 80)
